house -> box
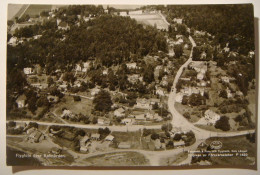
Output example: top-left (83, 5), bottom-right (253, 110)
top-left (135, 98), bottom-right (152, 110)
top-left (58, 21), bottom-right (70, 30)
top-left (75, 64), bottom-right (82, 72)
top-left (150, 98), bottom-right (160, 105)
top-left (16, 94), bottom-right (27, 108)
top-left (82, 61), bottom-right (91, 72)
top-left (200, 51), bottom-right (207, 59)
top-left (118, 142), bottom-right (131, 149)
top-left (26, 127), bottom-right (36, 134)
top-left (28, 130), bottom-right (44, 143)
top-left (204, 109), bottom-right (221, 125)
top-left (23, 67), bottom-right (33, 75)
top-left (127, 74), bottom-right (143, 84)
top-left (226, 88), bottom-right (233, 98)
top-left (102, 69), bottom-right (108, 75)
top-left (91, 133), bottom-right (101, 140)
top-left (174, 140), bottom-right (185, 147)
top-left (91, 88), bottom-right (100, 96)
top-left (105, 135), bottom-right (114, 142)
top-left (221, 76), bottom-right (235, 83)
top-left (197, 72), bottom-right (204, 80)
top-left (126, 62), bottom-right (138, 69)
top-left (154, 114), bottom-right (163, 122)
top-left (61, 109), bottom-right (73, 119)
top-left (121, 118), bottom-right (135, 125)
top-left (97, 118), bottom-right (105, 125)
top-left (50, 147), bottom-right (62, 154)
top-left (175, 93), bottom-right (183, 103)
top-left (156, 87), bottom-right (166, 97)
top-left (154, 139), bottom-right (162, 150)
top-left (173, 18), bottom-right (182, 24)
top-left (80, 137), bottom-right (91, 152)
top-left (114, 108), bottom-right (125, 117)
top-left (80, 135), bottom-right (90, 147)
top-left (8, 36), bottom-right (18, 46)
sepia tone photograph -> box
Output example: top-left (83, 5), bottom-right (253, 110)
top-left (6, 3), bottom-right (257, 169)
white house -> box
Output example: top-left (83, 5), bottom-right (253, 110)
top-left (197, 72), bottom-right (204, 80)
top-left (23, 67), bottom-right (33, 75)
top-left (126, 62), bottom-right (137, 69)
top-left (105, 135), bottom-right (114, 142)
top-left (204, 109), bottom-right (220, 125)
top-left (8, 37), bottom-right (18, 46)
top-left (114, 108), bottom-right (125, 117)
top-left (156, 88), bottom-right (166, 97)
top-left (174, 140), bottom-right (185, 147)
top-left (121, 118), bottom-right (135, 125)
top-left (16, 94), bottom-right (27, 108)
top-left (91, 88), bottom-right (100, 96)
top-left (58, 21), bottom-right (70, 30)
top-left (175, 93), bottom-right (183, 103)
top-left (135, 98), bottom-right (152, 110)
top-left (173, 18), bottom-right (182, 24)
top-left (75, 64), bottom-right (82, 72)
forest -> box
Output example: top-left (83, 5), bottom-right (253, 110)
top-left (165, 4), bottom-right (254, 55)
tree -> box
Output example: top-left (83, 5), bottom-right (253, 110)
top-left (47, 77), bottom-right (54, 87)
top-left (215, 116), bottom-right (230, 131)
top-left (151, 133), bottom-right (159, 140)
top-left (93, 90), bottom-right (113, 112)
top-left (143, 66), bottom-right (155, 84)
top-left (161, 123), bottom-right (173, 132)
top-left (173, 133), bottom-right (182, 141)
top-left (174, 44), bottom-right (183, 58)
top-left (73, 96), bottom-right (81, 101)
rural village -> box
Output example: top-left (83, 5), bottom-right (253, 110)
top-left (6, 4), bottom-right (256, 167)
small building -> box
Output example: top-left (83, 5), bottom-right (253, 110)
top-left (105, 135), bottom-right (114, 142)
top-left (8, 37), bottom-right (18, 46)
top-left (118, 142), bottom-right (131, 149)
top-left (173, 18), bottom-right (183, 24)
top-left (174, 140), bottom-right (185, 147)
top-left (121, 118), bottom-right (135, 125)
top-left (204, 109), bottom-right (221, 125)
top-left (156, 88), bottom-right (166, 97)
top-left (197, 72), bottom-right (205, 80)
top-left (50, 147), bottom-right (62, 154)
top-left (26, 127), bottom-right (36, 134)
top-left (75, 64), bottom-right (82, 72)
top-left (16, 94), bottom-right (27, 108)
top-left (135, 98), bottom-right (152, 110)
top-left (91, 88), bottom-right (100, 96)
top-left (114, 108), bottom-right (125, 117)
top-left (126, 62), bottom-right (137, 69)
top-left (91, 133), bottom-right (101, 140)
top-left (97, 118), bottom-right (105, 125)
top-left (58, 21), bottom-right (70, 30)
top-left (23, 67), bottom-right (33, 75)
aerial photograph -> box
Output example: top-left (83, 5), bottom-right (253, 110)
top-left (6, 4), bottom-right (256, 168)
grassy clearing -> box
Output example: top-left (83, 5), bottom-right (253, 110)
top-left (51, 95), bottom-right (92, 116)
top-left (205, 135), bottom-right (256, 165)
top-left (84, 151), bottom-right (149, 166)
top-left (22, 5), bottom-right (52, 17)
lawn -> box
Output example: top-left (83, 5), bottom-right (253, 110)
top-left (22, 5), bottom-right (52, 17)
top-left (204, 135), bottom-right (256, 166)
top-left (51, 95), bottom-right (93, 116)
top-left (84, 151), bottom-right (149, 166)
top-left (129, 13), bottom-right (169, 31)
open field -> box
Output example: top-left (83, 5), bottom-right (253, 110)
top-left (204, 135), bottom-right (256, 165)
top-left (129, 13), bottom-right (169, 30)
top-left (51, 95), bottom-right (93, 116)
top-left (21, 5), bottom-right (52, 18)
top-left (84, 151), bottom-right (149, 166)
top-left (8, 4), bottom-right (28, 20)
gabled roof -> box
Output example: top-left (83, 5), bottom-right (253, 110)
top-left (16, 94), bottom-right (27, 102)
